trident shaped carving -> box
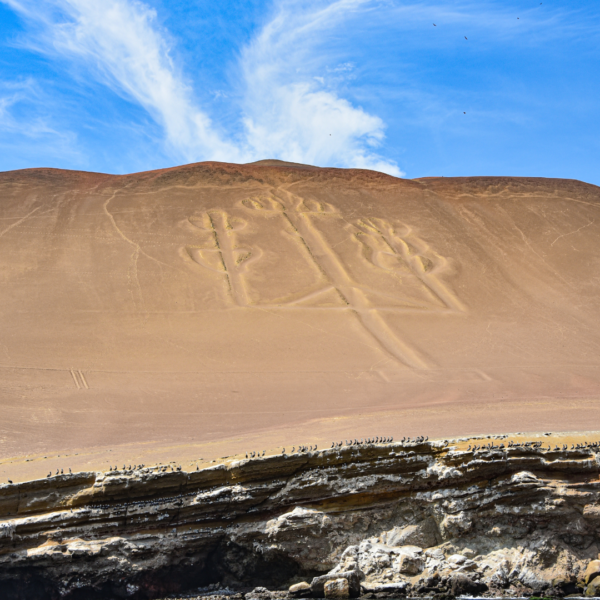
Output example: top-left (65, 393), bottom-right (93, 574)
top-left (182, 189), bottom-right (466, 370)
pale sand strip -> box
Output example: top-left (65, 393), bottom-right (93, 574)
top-left (2, 397), bottom-right (600, 483)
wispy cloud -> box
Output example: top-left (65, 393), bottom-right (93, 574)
top-left (0, 78), bottom-right (70, 139)
top-left (3, 0), bottom-right (245, 164)
top-left (0, 77), bottom-right (82, 166)
top-left (238, 0), bottom-right (402, 175)
top-left (1, 0), bottom-right (403, 175)
top-left (5, 0), bottom-right (590, 176)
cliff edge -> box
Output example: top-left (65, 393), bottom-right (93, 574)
top-left (2, 435), bottom-right (600, 599)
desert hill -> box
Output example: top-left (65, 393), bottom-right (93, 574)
top-left (1, 162), bottom-right (599, 477)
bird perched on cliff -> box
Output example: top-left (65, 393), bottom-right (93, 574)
top-left (47, 472), bottom-right (51, 477)
top-left (60, 469), bottom-right (63, 474)
top-left (69, 468), bottom-right (71, 474)
top-left (56, 469), bottom-right (59, 475)
top-left (8, 480), bottom-right (12, 484)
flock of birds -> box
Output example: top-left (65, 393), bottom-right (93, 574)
top-left (37, 435), bottom-right (404, 480)
top-left (5, 435), bottom-right (599, 484)
top-left (43, 463), bottom-right (196, 478)
top-left (468, 440), bottom-right (600, 452)
top-left (329, 435), bottom-right (397, 448)
top-left (246, 436), bottom-right (408, 458)
top-left (246, 436), bottom-right (399, 459)
top-left (432, 2), bottom-right (544, 116)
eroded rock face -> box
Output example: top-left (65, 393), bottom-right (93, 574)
top-left (324, 578), bottom-right (350, 599)
top-left (2, 440), bottom-right (600, 599)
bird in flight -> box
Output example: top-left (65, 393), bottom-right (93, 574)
top-left (433, 23), bottom-right (436, 26)
top-left (464, 36), bottom-right (468, 40)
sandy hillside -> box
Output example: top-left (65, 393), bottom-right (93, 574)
top-left (1, 160), bottom-right (599, 478)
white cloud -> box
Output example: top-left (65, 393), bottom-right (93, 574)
top-left (0, 78), bottom-right (82, 166)
top-left (2, 0), bottom-right (403, 175)
top-left (0, 78), bottom-right (66, 139)
top-left (3, 0), bottom-right (245, 163)
top-left (239, 0), bottom-right (403, 175)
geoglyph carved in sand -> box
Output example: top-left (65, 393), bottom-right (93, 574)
top-left (184, 190), bottom-right (466, 369)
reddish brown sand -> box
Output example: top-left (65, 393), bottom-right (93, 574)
top-left (1, 160), bottom-right (599, 481)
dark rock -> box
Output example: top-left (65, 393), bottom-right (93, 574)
top-left (551, 576), bottom-right (580, 596)
top-left (450, 574), bottom-right (488, 596)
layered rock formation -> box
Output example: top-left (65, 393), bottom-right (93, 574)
top-left (2, 436), bottom-right (600, 599)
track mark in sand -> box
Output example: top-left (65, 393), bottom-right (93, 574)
top-left (550, 218), bottom-right (595, 247)
top-left (103, 192), bottom-right (189, 309)
top-left (0, 207), bottom-right (41, 240)
top-left (70, 370), bottom-right (89, 390)
top-left (102, 193), bottom-right (147, 310)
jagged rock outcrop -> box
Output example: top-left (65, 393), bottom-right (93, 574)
top-left (2, 438), bottom-right (600, 599)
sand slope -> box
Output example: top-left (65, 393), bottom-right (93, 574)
top-left (1, 161), bottom-right (599, 473)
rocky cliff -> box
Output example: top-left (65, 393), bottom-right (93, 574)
top-left (2, 436), bottom-right (600, 599)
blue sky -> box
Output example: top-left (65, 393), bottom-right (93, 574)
top-left (0, 0), bottom-right (599, 182)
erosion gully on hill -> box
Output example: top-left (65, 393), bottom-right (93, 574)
top-left (2, 436), bottom-right (600, 599)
